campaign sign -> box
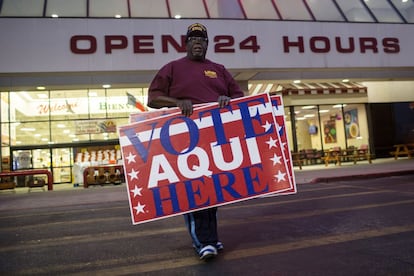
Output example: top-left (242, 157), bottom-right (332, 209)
top-left (119, 94), bottom-right (292, 224)
top-left (268, 94), bottom-right (297, 196)
top-left (130, 109), bottom-right (181, 123)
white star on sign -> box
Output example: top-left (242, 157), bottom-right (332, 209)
top-left (134, 202), bottom-right (146, 214)
top-left (270, 153), bottom-right (282, 165)
top-left (262, 121), bottom-right (273, 132)
top-left (130, 185), bottom-right (143, 197)
top-left (266, 137), bottom-right (278, 149)
top-left (275, 170), bottom-right (286, 182)
top-left (128, 168), bottom-right (139, 181)
top-left (126, 152), bottom-right (136, 164)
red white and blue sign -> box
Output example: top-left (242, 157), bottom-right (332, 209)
top-left (119, 94), bottom-right (295, 224)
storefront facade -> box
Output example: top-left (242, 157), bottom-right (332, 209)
top-left (1, 0), bottom-right (413, 185)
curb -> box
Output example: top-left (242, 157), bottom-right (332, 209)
top-left (309, 170), bottom-right (414, 184)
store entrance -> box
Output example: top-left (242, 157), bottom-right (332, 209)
top-left (11, 146), bottom-right (73, 185)
top-left (10, 141), bottom-right (121, 186)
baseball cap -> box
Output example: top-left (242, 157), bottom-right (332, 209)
top-left (186, 23), bottom-right (208, 39)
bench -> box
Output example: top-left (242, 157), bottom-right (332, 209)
top-left (352, 144), bottom-right (373, 164)
top-left (390, 144), bottom-right (414, 159)
top-left (290, 152), bottom-right (304, 170)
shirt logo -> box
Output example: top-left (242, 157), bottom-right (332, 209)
top-left (204, 70), bottom-right (217, 78)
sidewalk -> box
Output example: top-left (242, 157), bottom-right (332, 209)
top-left (294, 157), bottom-right (414, 184)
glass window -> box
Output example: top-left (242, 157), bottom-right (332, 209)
top-left (206, 0), bottom-right (245, 19)
top-left (89, 0), bottom-right (129, 18)
top-left (240, 0), bottom-right (279, 19)
top-left (295, 105), bottom-right (321, 151)
top-left (320, 104), bottom-right (346, 150)
top-left (343, 104), bottom-right (369, 148)
top-left (46, 0), bottom-right (87, 17)
top-left (391, 0), bottom-right (414, 23)
top-left (284, 107), bottom-right (293, 151)
top-left (106, 88), bottom-right (147, 119)
top-left (13, 121), bottom-right (50, 146)
top-left (1, 124), bottom-right (10, 146)
top-left (89, 89), bottom-right (107, 119)
top-left (10, 91), bottom-right (50, 122)
top-left (106, 88), bottom-right (138, 119)
top-left (364, 0), bottom-right (402, 23)
top-left (336, 0), bottom-right (375, 22)
top-left (306, 0), bottom-right (345, 21)
top-left (50, 90), bottom-right (89, 120)
top-left (0, 0), bottom-right (44, 17)
top-left (130, 0), bottom-right (169, 18)
top-left (51, 121), bottom-right (77, 144)
top-left (90, 118), bottom-right (129, 141)
top-left (273, 0), bottom-right (313, 20)
top-left (1, 92), bottom-right (9, 122)
top-left (169, 0), bottom-right (208, 18)
top-left (32, 148), bottom-right (51, 169)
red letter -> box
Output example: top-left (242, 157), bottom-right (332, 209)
top-left (70, 35), bottom-right (97, 54)
top-left (105, 35), bottom-right (128, 53)
top-left (310, 36), bottom-right (330, 53)
top-left (283, 36), bottom-right (304, 53)
top-left (383, 37), bottom-right (400, 53)
top-left (133, 35), bottom-right (155, 53)
top-left (359, 37), bottom-right (378, 53)
top-left (161, 35), bottom-right (186, 53)
top-left (335, 37), bottom-right (355, 53)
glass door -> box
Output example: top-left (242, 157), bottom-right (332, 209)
top-left (52, 147), bottom-right (73, 184)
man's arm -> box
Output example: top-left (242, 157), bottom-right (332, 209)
top-left (149, 96), bottom-right (193, 117)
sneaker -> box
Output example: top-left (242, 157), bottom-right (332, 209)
top-left (199, 245), bottom-right (217, 260)
top-left (215, 241), bottom-right (224, 251)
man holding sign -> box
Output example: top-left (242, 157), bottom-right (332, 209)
top-left (147, 23), bottom-right (245, 260)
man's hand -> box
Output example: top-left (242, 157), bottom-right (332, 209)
top-left (176, 99), bottom-right (193, 117)
top-left (217, 95), bottom-right (231, 108)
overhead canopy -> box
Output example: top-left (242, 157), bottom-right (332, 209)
top-left (250, 82), bottom-right (367, 96)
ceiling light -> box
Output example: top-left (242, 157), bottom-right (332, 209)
top-left (302, 105), bottom-right (316, 109)
top-left (174, 14), bottom-right (182, 19)
top-left (342, 79), bottom-right (349, 83)
top-left (51, 14), bottom-right (58, 18)
top-left (102, 84), bottom-right (111, 89)
top-left (21, 127), bottom-right (36, 131)
top-left (115, 14), bottom-right (122, 18)
top-left (36, 86), bottom-right (46, 90)
top-left (293, 80), bottom-right (301, 84)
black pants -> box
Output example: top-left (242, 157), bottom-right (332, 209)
top-left (184, 207), bottom-right (218, 251)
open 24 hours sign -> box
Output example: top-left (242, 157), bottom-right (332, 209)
top-left (119, 93), bottom-right (295, 225)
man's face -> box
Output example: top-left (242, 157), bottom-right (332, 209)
top-left (186, 36), bottom-right (208, 61)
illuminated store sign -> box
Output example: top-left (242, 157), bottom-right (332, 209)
top-left (70, 35), bottom-right (399, 55)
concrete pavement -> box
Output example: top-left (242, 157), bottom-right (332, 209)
top-left (0, 157), bottom-right (413, 211)
top-left (294, 157), bottom-right (414, 184)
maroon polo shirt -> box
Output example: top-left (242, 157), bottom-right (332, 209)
top-left (148, 57), bottom-right (244, 105)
